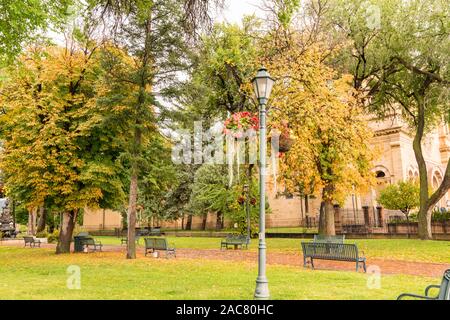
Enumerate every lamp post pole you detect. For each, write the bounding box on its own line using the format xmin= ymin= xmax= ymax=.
xmin=254 ymin=97 xmax=269 ymax=300
xmin=244 ymin=184 xmax=251 ymax=243
xmin=252 ymin=67 xmax=274 ymax=300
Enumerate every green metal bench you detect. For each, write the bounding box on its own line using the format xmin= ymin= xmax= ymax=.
xmin=23 ymin=236 xmax=41 ymax=248
xmin=81 ymin=237 xmax=103 ymax=252
xmin=144 ymin=238 xmax=176 ymax=258
xmin=313 ymin=235 xmax=345 ymax=243
xmin=220 ymin=234 xmax=249 ymax=250
xmin=397 ymin=269 xmax=450 ymax=300
xmin=301 ymin=242 xmax=366 ymax=272
xmin=121 ymin=234 xmax=141 ymax=245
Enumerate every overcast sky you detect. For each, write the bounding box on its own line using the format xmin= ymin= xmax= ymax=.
xmin=215 ymin=0 xmax=266 ymax=24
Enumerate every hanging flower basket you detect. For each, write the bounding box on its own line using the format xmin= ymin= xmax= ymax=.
xmin=223 ymin=111 xmax=259 ymax=137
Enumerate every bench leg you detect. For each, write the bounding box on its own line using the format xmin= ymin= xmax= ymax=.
xmin=356 ymin=262 xmax=359 ymax=272
xmin=310 ymin=258 xmax=315 ymax=270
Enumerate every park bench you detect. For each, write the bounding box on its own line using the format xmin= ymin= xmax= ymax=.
xmin=144 ymin=237 xmax=176 ymax=258
xmin=81 ymin=237 xmax=103 ymax=252
xmin=121 ymin=234 xmax=141 ymax=245
xmin=397 ymin=269 xmax=450 ymax=300
xmin=149 ymin=227 xmax=162 ymax=236
xmin=221 ymin=234 xmax=250 ymax=250
xmin=301 ymin=242 xmax=366 ymax=272
xmin=313 ymin=235 xmax=345 ymax=244
xmin=23 ymin=236 xmax=41 ymax=248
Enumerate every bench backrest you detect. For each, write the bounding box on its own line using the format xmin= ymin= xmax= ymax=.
xmin=76 ymin=232 xmax=89 ymax=237
xmin=302 ymin=242 xmax=359 ymax=261
xmin=438 ymin=270 xmax=450 ymax=300
xmin=23 ymin=236 xmax=35 ymax=243
xmin=145 ymin=237 xmax=168 ymax=250
xmin=313 ymin=235 xmax=345 ymax=244
xmin=81 ymin=237 xmax=95 ymax=245
xmin=225 ymin=234 xmax=249 ymax=242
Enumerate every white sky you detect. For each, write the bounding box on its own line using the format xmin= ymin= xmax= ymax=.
xmin=215 ymin=0 xmax=266 ymax=24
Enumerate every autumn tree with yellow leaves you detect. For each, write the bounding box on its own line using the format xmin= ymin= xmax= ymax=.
xmin=267 ymin=40 xmax=375 ymax=236
xmin=0 ymin=43 xmax=128 ymax=253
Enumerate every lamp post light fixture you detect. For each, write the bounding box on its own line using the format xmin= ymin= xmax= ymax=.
xmin=252 ymin=67 xmax=275 ymax=300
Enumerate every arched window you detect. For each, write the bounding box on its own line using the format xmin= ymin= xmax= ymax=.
xmin=376 ymin=171 xmax=386 ymax=178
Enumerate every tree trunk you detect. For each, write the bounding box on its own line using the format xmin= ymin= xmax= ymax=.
xmin=56 ymin=210 xmax=76 ymax=254
xmin=305 ymin=195 xmax=309 ymax=215
xmin=201 ymin=213 xmax=207 ymax=230
xmin=36 ymin=206 xmax=46 ymax=233
xmin=126 ymin=165 xmax=139 ymax=259
xmin=318 ymin=187 xmax=336 ymax=236
xmin=216 ymin=212 xmax=223 ymax=231
xmin=186 ymin=214 xmax=193 ymax=230
xmin=405 ymin=214 xmax=410 ymax=239
xmin=418 ymin=208 xmax=432 ymax=240
xmin=27 ymin=207 xmax=37 ymax=235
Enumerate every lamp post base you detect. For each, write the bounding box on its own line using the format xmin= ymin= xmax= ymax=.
xmin=254 ymin=277 xmax=270 ymax=300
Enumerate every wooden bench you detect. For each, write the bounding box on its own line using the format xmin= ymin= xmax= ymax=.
xmin=313 ymin=235 xmax=345 ymax=243
xmin=81 ymin=237 xmax=102 ymax=252
xmin=144 ymin=238 xmax=176 ymax=258
xmin=221 ymin=234 xmax=249 ymax=250
xmin=301 ymin=242 xmax=366 ymax=272
xmin=397 ymin=269 xmax=450 ymax=300
xmin=23 ymin=236 xmax=41 ymax=248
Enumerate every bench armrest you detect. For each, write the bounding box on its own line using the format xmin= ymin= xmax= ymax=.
xmin=397 ymin=293 xmax=436 ymax=300
xmin=169 ymin=242 xmax=176 ymax=249
xmin=424 ymin=285 xmax=441 ymax=298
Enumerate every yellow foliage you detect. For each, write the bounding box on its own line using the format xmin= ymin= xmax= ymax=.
xmin=264 ymin=39 xmax=375 ymax=203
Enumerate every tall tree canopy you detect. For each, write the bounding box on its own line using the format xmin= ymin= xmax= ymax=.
xmin=267 ymin=39 xmax=374 ymax=236
xmin=0 ymin=43 xmax=128 ymax=253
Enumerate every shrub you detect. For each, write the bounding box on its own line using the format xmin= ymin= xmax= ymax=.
xmin=432 ymin=209 xmax=450 ymax=222
xmin=35 ymin=231 xmax=48 ymax=238
xmin=47 ymin=229 xmax=59 ymax=243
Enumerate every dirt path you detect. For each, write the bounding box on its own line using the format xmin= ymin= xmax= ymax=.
xmin=2 ymin=241 xmax=448 ymax=278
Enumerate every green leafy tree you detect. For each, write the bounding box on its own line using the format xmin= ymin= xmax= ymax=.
xmin=0 ymin=0 xmax=72 ymax=63
xmin=163 ymin=165 xmax=199 ymax=230
xmin=378 ymin=181 xmax=420 ymax=217
xmin=137 ymin=137 xmax=177 ymax=227
xmin=189 ymin=164 xmax=233 ymax=230
xmin=0 ymin=43 xmax=128 ymax=253
xmin=378 ymin=180 xmax=420 ymax=236
xmin=189 ymin=164 xmax=263 ymax=233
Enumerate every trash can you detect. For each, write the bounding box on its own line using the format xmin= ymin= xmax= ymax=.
xmin=74 ymin=236 xmax=88 ymax=252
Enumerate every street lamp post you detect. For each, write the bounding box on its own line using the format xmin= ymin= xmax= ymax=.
xmin=252 ymin=67 xmax=275 ymax=300
xmin=243 ymin=184 xmax=250 ymax=242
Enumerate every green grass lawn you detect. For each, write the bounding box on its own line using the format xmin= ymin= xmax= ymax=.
xmin=0 ymin=246 xmax=440 ymax=300
xmin=96 ymin=236 xmax=450 ymax=264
